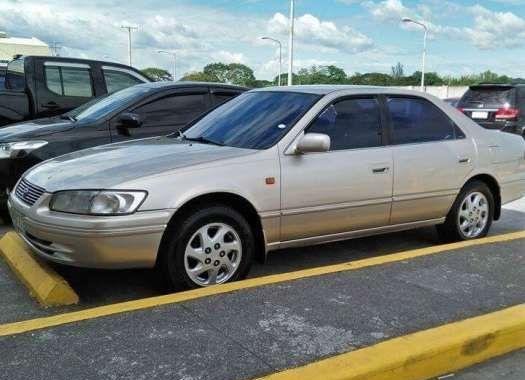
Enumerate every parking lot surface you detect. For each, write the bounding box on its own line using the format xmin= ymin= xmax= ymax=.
xmin=1 ymin=230 xmax=524 ymax=379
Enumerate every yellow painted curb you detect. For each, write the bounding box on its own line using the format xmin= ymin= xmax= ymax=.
xmin=0 ymin=232 xmax=79 ymax=307
xmin=0 ymin=229 xmax=524 ymax=337
xmin=256 ymin=304 xmax=525 ymax=380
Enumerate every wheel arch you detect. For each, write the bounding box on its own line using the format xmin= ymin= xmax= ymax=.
xmin=158 ymin=192 xmax=267 ymax=265
xmin=463 ymin=173 xmax=502 ymax=220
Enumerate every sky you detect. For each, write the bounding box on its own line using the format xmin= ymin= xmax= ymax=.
xmin=2 ymin=0 xmax=525 ymax=80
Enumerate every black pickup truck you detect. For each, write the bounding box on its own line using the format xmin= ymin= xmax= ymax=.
xmin=0 ymin=56 xmax=150 ymax=126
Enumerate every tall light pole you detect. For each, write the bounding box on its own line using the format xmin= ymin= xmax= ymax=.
xmin=121 ymin=25 xmax=138 ymax=67
xmin=158 ymin=50 xmax=176 ymax=81
xmin=402 ymin=17 xmax=428 ymax=92
xmin=288 ymin=0 xmax=295 ymax=86
xmin=261 ymin=37 xmax=282 ymax=86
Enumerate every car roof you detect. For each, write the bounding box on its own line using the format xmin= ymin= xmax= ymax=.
xmin=131 ymin=81 xmax=249 ymax=93
xmin=250 ymin=85 xmax=436 ymax=98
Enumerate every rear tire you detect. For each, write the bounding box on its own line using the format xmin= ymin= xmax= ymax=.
xmin=157 ymin=205 xmax=254 ymax=290
xmin=437 ymin=181 xmax=494 ymax=243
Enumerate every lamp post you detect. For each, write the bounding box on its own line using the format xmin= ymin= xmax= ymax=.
xmin=158 ymin=50 xmax=176 ymax=81
xmin=402 ymin=17 xmax=428 ymax=92
xmin=261 ymin=37 xmax=282 ymax=86
xmin=288 ymin=0 xmax=295 ymax=86
xmin=121 ymin=25 xmax=138 ymax=66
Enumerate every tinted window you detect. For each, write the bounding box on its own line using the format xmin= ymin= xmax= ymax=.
xmin=104 ymin=70 xmax=144 ymax=93
xmin=5 ymin=59 xmax=25 ymax=90
xmin=459 ymin=87 xmax=516 ymax=108
xmin=387 ymin=97 xmax=458 ymax=144
xmin=184 ymin=92 xmax=320 ymax=150
xmin=72 ymin=85 xmax=150 ymax=122
xmin=307 ymin=98 xmax=382 ymax=150
xmin=134 ymin=93 xmax=207 ymax=127
xmin=45 ymin=66 xmax=93 ymax=97
xmin=212 ymin=92 xmax=241 ymax=106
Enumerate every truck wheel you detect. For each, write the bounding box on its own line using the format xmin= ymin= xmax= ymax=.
xmin=158 ymin=205 xmax=254 ymax=290
xmin=437 ymin=181 xmax=494 ymax=243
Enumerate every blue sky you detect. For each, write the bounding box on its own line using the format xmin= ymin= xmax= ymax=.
xmin=2 ymin=0 xmax=525 ymax=79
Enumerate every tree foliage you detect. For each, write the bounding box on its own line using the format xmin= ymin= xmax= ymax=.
xmin=141 ymin=67 xmax=172 ymax=82
xmin=181 ymin=62 xmax=516 ymax=88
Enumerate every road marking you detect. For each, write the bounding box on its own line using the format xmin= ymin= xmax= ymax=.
xmin=0 ymin=232 xmax=79 ymax=306
xmin=255 ymin=304 xmax=525 ymax=380
xmin=0 ymin=230 xmax=524 ymax=337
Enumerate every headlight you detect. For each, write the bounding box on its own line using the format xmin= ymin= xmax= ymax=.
xmin=50 ymin=190 xmax=147 ymax=215
xmin=0 ymin=141 xmax=48 ymax=159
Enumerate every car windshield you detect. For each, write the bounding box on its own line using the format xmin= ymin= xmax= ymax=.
xmin=69 ymin=85 xmax=151 ymax=122
xmin=182 ymin=91 xmax=321 ymax=150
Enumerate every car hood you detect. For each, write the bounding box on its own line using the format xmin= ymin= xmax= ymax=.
xmin=0 ymin=117 xmax=75 ymax=141
xmin=25 ymin=137 xmax=257 ymax=192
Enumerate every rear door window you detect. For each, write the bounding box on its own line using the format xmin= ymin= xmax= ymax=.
xmin=45 ymin=65 xmax=93 ymax=97
xmin=211 ymin=91 xmax=242 ymax=106
xmin=459 ymin=87 xmax=516 ymax=108
xmin=387 ymin=97 xmax=461 ymax=144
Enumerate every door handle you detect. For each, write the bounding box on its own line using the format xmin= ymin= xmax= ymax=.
xmin=372 ymin=167 xmax=389 ymax=174
xmin=41 ymin=102 xmax=59 ymax=109
xmin=458 ymin=157 xmax=471 ymax=164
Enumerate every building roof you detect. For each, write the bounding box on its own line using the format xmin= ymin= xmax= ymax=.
xmin=0 ymin=36 xmax=48 ymax=47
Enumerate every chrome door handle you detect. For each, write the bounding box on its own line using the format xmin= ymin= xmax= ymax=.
xmin=372 ymin=167 xmax=389 ymax=174
xmin=458 ymin=157 xmax=471 ymax=164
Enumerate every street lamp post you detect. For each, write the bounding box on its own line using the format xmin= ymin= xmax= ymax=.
xmin=121 ymin=25 xmax=138 ymax=67
xmin=261 ymin=37 xmax=282 ymax=86
xmin=288 ymin=0 xmax=295 ymax=86
xmin=158 ymin=50 xmax=176 ymax=81
xmin=402 ymin=17 xmax=428 ymax=92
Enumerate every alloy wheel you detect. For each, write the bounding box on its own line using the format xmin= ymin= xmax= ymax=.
xmin=457 ymin=191 xmax=489 ymax=238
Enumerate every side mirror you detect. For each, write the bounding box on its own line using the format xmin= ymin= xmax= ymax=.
xmin=118 ymin=112 xmax=143 ymax=129
xmin=295 ymin=133 xmax=331 ymax=154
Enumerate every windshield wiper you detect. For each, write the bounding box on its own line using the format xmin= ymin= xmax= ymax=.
xmin=180 ymin=133 xmax=223 ymax=147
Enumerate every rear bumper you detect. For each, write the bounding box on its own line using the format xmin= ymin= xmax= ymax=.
xmin=8 ymin=192 xmax=175 ymax=269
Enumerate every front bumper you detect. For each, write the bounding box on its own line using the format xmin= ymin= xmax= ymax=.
xmin=8 ymin=192 xmax=175 ymax=269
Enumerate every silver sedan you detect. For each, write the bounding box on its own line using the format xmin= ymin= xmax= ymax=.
xmin=8 ymin=86 xmax=525 ymax=289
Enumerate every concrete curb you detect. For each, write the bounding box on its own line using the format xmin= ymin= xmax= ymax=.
xmin=256 ymin=304 xmax=525 ymax=380
xmin=0 ymin=232 xmax=78 ymax=307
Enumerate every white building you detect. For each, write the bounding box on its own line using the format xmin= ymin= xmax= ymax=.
xmin=0 ymin=32 xmax=50 ymax=63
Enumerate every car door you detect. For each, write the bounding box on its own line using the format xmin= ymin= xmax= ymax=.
xmin=386 ymin=96 xmax=476 ymax=225
xmin=280 ymin=96 xmax=393 ymax=242
xmin=36 ymin=61 xmax=96 ymax=117
xmin=109 ymin=87 xmax=210 ymax=142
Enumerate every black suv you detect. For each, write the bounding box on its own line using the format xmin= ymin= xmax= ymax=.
xmin=458 ymin=84 xmax=525 ymax=137
xmin=0 ymin=81 xmax=247 ymax=215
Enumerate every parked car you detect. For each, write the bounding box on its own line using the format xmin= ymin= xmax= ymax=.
xmin=0 ymin=82 xmax=247 ymax=215
xmin=0 ymin=55 xmax=150 ymax=127
xmin=8 ymin=86 xmax=525 ymax=289
xmin=457 ymin=84 xmax=525 ymax=137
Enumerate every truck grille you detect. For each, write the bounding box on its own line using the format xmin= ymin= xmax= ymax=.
xmin=15 ymin=179 xmax=46 ymax=206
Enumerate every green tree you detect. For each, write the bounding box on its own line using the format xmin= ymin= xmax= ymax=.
xmin=391 ymin=62 xmax=405 ymax=80
xmin=181 ymin=71 xmax=219 ymax=82
xmin=140 ymin=67 xmax=172 ymax=82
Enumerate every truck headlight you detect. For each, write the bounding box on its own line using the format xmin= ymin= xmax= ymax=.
xmin=50 ymin=190 xmax=147 ymax=215
xmin=0 ymin=141 xmax=48 ymax=159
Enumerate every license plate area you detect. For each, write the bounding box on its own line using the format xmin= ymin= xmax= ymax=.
xmin=471 ymin=111 xmax=489 ymax=120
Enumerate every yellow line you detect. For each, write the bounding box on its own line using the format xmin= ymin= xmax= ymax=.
xmin=254 ymin=304 xmax=525 ymax=380
xmin=0 ymin=232 xmax=79 ymax=307
xmin=0 ymin=230 xmax=524 ymax=337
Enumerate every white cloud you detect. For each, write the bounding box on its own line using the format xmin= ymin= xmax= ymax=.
xmin=267 ymin=12 xmax=373 ymax=53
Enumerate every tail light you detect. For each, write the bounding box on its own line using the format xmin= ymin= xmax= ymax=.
xmin=457 ymin=107 xmax=464 ymax=113
xmin=495 ymin=107 xmax=519 ymax=120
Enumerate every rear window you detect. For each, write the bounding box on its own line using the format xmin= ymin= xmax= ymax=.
xmin=5 ymin=59 xmax=25 ymax=91
xmin=459 ymin=87 xmax=516 ymax=108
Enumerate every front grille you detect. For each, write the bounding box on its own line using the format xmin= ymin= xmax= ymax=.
xmin=15 ymin=178 xmax=46 ymax=206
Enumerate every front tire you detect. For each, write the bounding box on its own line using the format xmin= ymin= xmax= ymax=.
xmin=437 ymin=181 xmax=494 ymax=242
xmin=158 ymin=205 xmax=254 ymax=290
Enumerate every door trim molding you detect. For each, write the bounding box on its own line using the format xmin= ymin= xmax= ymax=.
xmin=281 ymin=197 xmax=392 ymax=216
xmin=267 ymin=218 xmax=445 ymax=251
